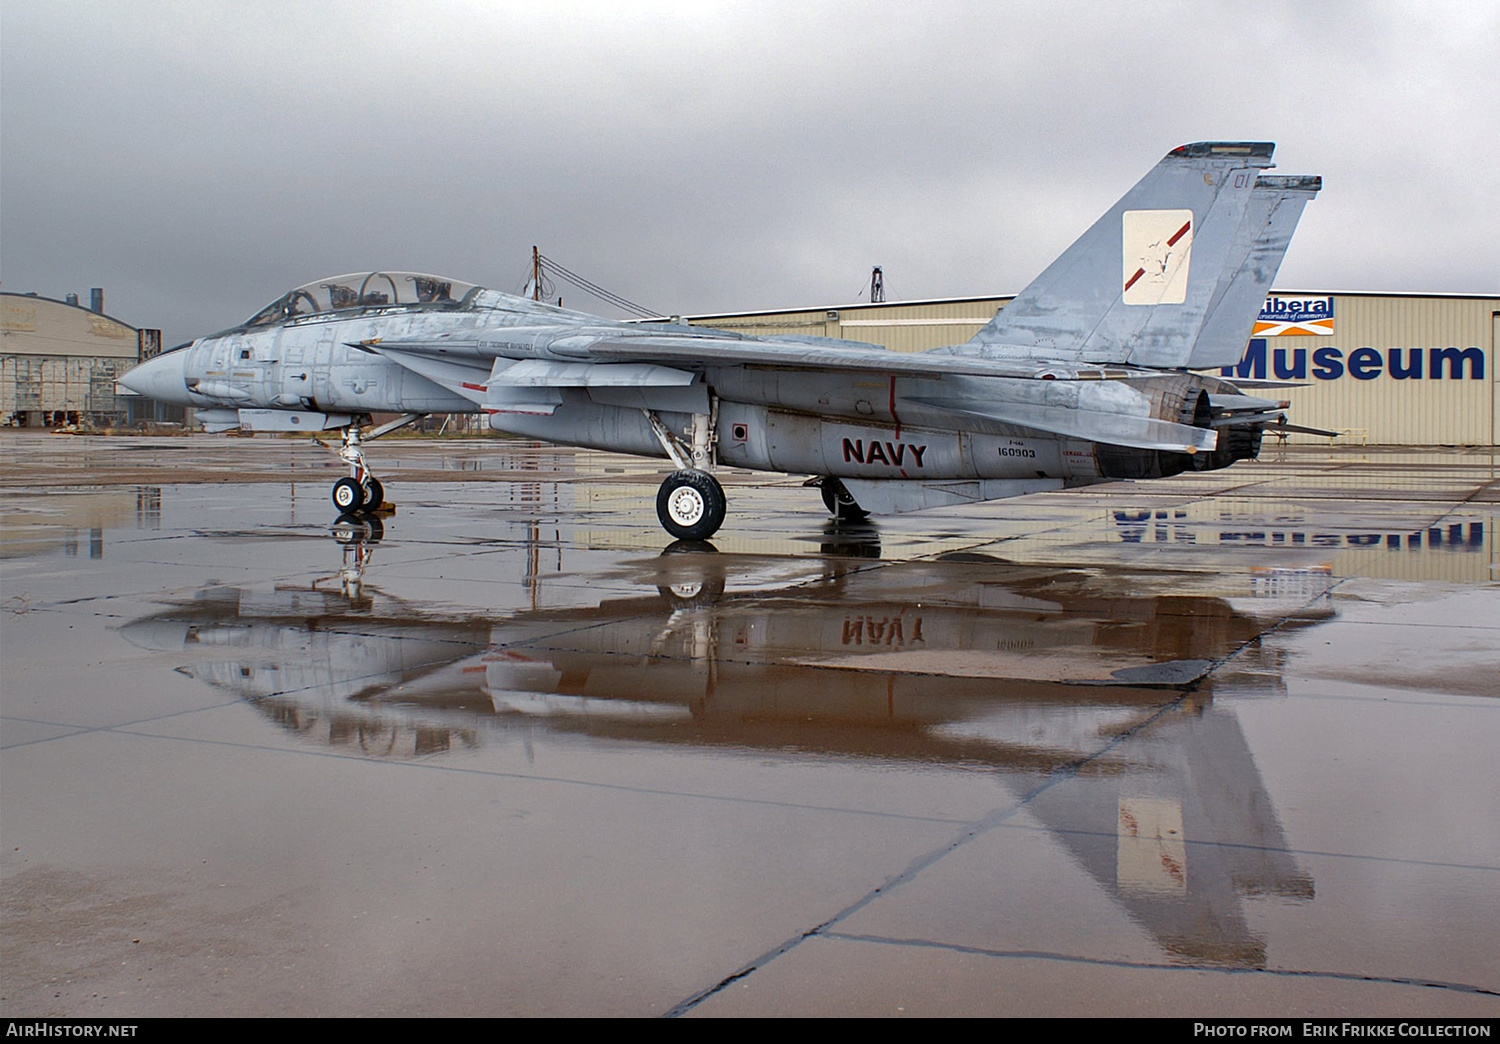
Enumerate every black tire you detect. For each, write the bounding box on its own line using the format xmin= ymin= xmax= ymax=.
xmin=332 ymin=477 xmax=365 ymax=513
xmin=819 ymin=478 xmax=870 ymax=522
xmin=362 ymin=477 xmax=384 ymax=512
xmin=655 ymin=470 xmax=726 ymax=541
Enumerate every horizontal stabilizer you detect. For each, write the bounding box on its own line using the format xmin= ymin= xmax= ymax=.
xmin=1214 ymin=376 xmax=1310 ymax=389
xmin=1207 ymin=392 xmax=1287 ymax=412
xmin=1269 ymin=420 xmax=1341 ymax=438
xmin=1206 ymin=391 xmax=1290 ymax=428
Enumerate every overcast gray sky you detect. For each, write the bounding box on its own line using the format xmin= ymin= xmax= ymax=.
xmin=3 ymin=0 xmax=1496 ymax=346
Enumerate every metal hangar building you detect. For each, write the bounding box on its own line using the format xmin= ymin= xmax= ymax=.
xmin=1 ymin=289 xmax=163 ymax=428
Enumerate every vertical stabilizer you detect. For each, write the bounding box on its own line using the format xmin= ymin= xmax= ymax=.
xmin=1189 ymin=174 xmax=1322 ymax=369
xmin=966 ymin=142 xmax=1281 ymax=367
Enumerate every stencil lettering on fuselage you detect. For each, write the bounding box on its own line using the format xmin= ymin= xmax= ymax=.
xmin=842 ymin=438 xmax=927 ymax=469
xmin=1122 ymin=209 xmax=1192 ymax=305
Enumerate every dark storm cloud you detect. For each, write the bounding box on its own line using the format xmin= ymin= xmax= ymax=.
xmin=2 ymin=0 xmax=1496 ymax=346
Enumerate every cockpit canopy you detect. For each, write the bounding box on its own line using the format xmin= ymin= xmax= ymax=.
xmin=243 ymin=272 xmax=484 ymax=327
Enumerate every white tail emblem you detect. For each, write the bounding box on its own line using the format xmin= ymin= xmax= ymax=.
xmin=1122 ymin=209 xmax=1192 ymax=305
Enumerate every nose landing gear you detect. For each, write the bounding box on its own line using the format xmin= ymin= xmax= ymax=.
xmin=331 ymin=427 xmax=384 ymax=513
xmin=325 ymin=414 xmax=421 ymax=514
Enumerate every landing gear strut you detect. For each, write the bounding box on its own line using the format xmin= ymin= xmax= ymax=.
xmin=645 ymin=401 xmax=726 ymax=540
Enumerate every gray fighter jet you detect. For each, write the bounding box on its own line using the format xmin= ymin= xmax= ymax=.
xmin=120 ymin=142 xmax=1321 ymax=539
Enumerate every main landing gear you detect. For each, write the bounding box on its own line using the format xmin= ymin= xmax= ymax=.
xmin=645 ymin=405 xmax=726 ymax=540
xmin=326 ymin=414 xmax=423 ymax=514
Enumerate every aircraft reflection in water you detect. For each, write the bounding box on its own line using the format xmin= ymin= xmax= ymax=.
xmin=119 ymin=532 xmax=1334 ymax=967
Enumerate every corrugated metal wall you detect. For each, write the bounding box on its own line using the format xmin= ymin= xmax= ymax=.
xmin=689 ymin=293 xmax=1499 ymax=446
xmin=2 ymin=294 xmax=141 ymax=423
xmin=0 ymin=355 xmax=127 ymax=417
xmin=1227 ymin=294 xmax=1496 ymax=446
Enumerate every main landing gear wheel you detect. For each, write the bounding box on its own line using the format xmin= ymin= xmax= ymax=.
xmin=332 ymin=477 xmax=365 ymax=513
xmin=819 ymin=478 xmax=870 ymax=522
xmin=361 ymin=477 xmax=384 ymax=512
xmin=656 ymin=470 xmax=726 ymax=541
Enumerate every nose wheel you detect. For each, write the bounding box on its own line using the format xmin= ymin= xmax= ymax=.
xmin=332 ymin=477 xmax=364 ymax=512
xmin=331 ymin=475 xmax=384 ymax=513
xmin=328 ymin=424 xmax=394 ymax=515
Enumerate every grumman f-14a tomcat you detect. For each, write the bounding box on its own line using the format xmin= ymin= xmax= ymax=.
xmin=120 ymin=142 xmax=1323 ymax=540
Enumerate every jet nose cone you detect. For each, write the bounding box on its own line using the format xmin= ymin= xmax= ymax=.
xmin=120 ymin=349 xmax=190 ymax=403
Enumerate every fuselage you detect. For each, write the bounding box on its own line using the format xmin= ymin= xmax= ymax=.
xmin=125 ymin=276 xmax=1241 ymax=490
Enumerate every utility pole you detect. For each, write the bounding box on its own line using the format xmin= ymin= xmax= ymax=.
xmin=869 ymin=266 xmax=885 ymax=303
xmin=532 ymin=246 xmax=543 ymax=302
